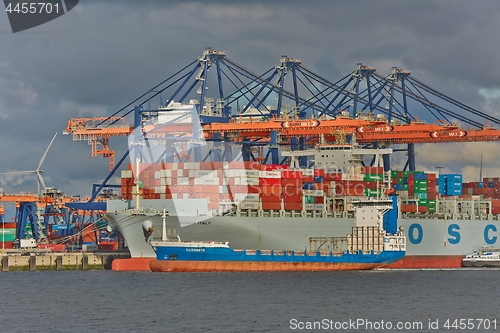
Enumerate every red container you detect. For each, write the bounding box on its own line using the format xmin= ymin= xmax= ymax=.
xmin=418 ymin=206 xmax=428 ymax=213
xmin=281 ymin=170 xmax=302 ymax=179
xmin=282 ymin=186 xmax=302 ymax=196
xmin=0 ymin=242 xmax=13 ymax=249
xmin=284 ymin=202 xmax=303 ymax=211
xmin=401 ymin=204 xmax=417 ymax=213
xmin=313 ymin=169 xmax=325 ymax=177
xmin=283 ymin=195 xmax=302 ymax=203
xmin=260 ymin=193 xmax=282 ymax=202
xmin=427 ymin=173 xmax=437 ymax=181
xmin=364 ymin=182 xmax=378 ymax=189
xmin=260 ymin=185 xmax=282 ymax=195
xmin=261 ymin=164 xmax=288 ymax=171
xmin=344 ymin=187 xmax=364 ymax=196
xmin=302 ymin=176 xmax=314 ymax=182
xmin=281 ymin=178 xmax=302 ymax=187
xmin=427 ymin=192 xmax=437 ymax=200
xmin=361 ymin=166 xmax=383 ymax=174
xmin=259 ymin=178 xmax=281 ymax=186
xmin=1 ymin=222 xmax=16 ymax=228
xmin=324 ymin=173 xmax=342 ymax=181
xmin=314 ymin=197 xmax=324 ymax=204
xmin=408 ymin=173 xmax=414 ymax=180
xmin=262 ymin=201 xmax=281 ymax=210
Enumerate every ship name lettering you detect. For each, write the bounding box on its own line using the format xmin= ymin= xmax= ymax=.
xmin=447 ymin=224 xmax=460 ymax=245
xmin=484 ymin=224 xmax=497 ymax=245
xmin=186 ymin=248 xmax=205 ymax=252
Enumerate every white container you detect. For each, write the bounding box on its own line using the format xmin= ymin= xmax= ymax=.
xmin=239 ymin=202 xmax=260 ymax=210
xmin=154 ymin=171 xmax=161 ymax=179
xmin=160 ymin=178 xmax=167 ymax=186
xmin=302 ymin=169 xmax=314 ymax=176
xmin=82 ymin=244 xmax=98 ymax=252
xmin=177 ymin=169 xmax=183 ymax=177
xmin=260 ymin=171 xmax=281 ymax=178
xmin=121 ymin=170 xmax=127 ymax=178
xmin=194 ymin=170 xmax=215 ymax=178
xmin=240 ymin=178 xmax=259 ymax=186
xmin=165 ymin=170 xmax=172 ymax=178
xmin=314 ymin=190 xmax=324 ymax=196
xmin=160 ymin=169 xmax=167 ymax=178
xmin=178 ymin=177 xmax=190 ymax=185
xmin=20 ymin=239 xmax=36 ymax=248
xmin=304 ymin=204 xmax=314 ymax=210
xmin=237 ymin=193 xmax=260 ymax=202
xmin=242 ymin=170 xmax=260 ymax=178
xmin=194 ymin=178 xmax=219 ymax=185
xmin=314 ymin=204 xmax=325 ymax=210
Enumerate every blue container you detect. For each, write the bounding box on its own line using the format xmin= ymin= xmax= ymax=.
xmin=439 ymin=188 xmax=447 ymax=196
xmin=438 ymin=175 xmax=448 ymax=182
xmin=446 ymin=188 xmax=462 ymax=196
xmin=302 ymin=183 xmax=315 ymax=190
xmin=488 ymin=182 xmax=494 ymax=188
xmin=313 ymin=176 xmax=324 ymax=183
xmin=403 ymin=178 xmax=408 ymax=184
xmin=392 ymin=184 xmax=404 ymax=191
xmin=448 ymin=174 xmax=462 ymax=181
xmin=414 ymin=173 xmax=427 ymax=180
xmin=478 ymin=182 xmax=485 ymax=189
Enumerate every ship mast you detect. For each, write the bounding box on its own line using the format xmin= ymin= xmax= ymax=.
xmin=134 ymin=157 xmax=141 ymax=211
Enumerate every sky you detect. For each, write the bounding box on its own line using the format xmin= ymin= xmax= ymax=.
xmin=1 ymin=0 xmax=500 ymax=200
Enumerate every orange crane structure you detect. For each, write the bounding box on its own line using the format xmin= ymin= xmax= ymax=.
xmin=62 ymin=48 xmax=500 ymax=194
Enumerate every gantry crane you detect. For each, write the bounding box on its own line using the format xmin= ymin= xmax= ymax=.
xmin=63 ymin=48 xmax=500 ymax=193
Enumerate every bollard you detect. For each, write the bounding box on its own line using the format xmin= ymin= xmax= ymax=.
xmin=1 ymin=256 xmax=8 ymax=272
xmin=56 ymin=256 xmax=62 ymax=271
xmin=29 ymin=256 xmax=36 ymax=271
xmin=82 ymin=255 xmax=88 ymax=270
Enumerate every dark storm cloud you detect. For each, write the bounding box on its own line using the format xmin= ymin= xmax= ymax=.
xmin=1 ymin=0 xmax=500 ymax=196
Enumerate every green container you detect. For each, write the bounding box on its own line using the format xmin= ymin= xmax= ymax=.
xmin=403 ymin=171 xmax=410 ymax=177
xmin=304 ymin=196 xmax=314 ymax=204
xmin=391 ymin=170 xmax=399 ymax=178
xmin=0 ymin=228 xmax=16 ymax=242
xmin=418 ymin=199 xmax=428 ymax=206
xmin=364 ymin=189 xmax=382 ymax=197
xmin=364 ymin=174 xmax=383 ymax=182
xmin=428 ymin=206 xmax=437 ymax=213
xmin=415 ymin=180 xmax=428 ymax=186
xmin=414 ymin=187 xmax=428 ymax=193
xmin=403 ymin=184 xmax=408 ymax=190
xmin=428 ymin=199 xmax=437 ymax=205
xmin=398 ymin=178 xmax=404 ymax=184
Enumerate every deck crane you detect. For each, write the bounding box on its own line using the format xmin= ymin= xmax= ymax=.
xmin=64 ymin=48 xmax=500 ymax=189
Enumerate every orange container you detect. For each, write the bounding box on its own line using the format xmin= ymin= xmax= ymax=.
xmin=262 ymin=201 xmax=281 ymax=210
xmin=283 ymin=195 xmax=302 ymax=203
xmin=261 ymin=194 xmax=281 ymax=202
xmin=284 ymin=202 xmax=303 ymax=211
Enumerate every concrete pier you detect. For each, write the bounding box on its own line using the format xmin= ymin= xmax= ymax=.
xmin=0 ymin=251 xmax=130 ymax=272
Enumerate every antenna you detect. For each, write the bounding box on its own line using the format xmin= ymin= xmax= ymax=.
xmin=435 ymin=166 xmax=444 ymax=174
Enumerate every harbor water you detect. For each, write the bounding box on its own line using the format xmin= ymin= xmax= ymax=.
xmin=0 ymin=269 xmax=498 ymax=332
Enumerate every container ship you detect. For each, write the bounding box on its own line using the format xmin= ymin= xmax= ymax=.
xmin=149 ymin=197 xmax=406 ymax=272
xmin=105 ymin=141 xmax=500 ymax=271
